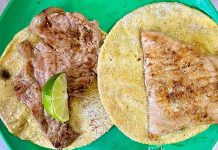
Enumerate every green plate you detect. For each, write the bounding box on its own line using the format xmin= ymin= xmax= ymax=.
xmin=0 ymin=0 xmax=218 ymax=150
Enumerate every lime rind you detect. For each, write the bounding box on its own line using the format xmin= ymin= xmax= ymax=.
xmin=42 ymin=73 xmax=69 ymax=122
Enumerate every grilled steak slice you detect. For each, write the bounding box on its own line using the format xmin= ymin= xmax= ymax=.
xmin=13 ymin=8 xmax=103 ymax=148
xmin=141 ymin=31 xmax=218 ymax=137
xmin=14 ymin=41 xmax=78 ymax=148
xmin=30 ymin=7 xmax=102 ymax=97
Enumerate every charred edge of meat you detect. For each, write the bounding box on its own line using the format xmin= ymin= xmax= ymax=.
xmin=54 ymin=130 xmax=79 ymax=149
xmin=0 ymin=68 xmax=11 ymax=80
xmin=42 ymin=7 xmax=64 ymax=16
xmin=42 ymin=7 xmax=64 ymax=29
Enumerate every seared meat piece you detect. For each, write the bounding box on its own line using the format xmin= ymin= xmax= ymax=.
xmin=14 ymin=41 xmax=44 ymax=123
xmin=29 ymin=7 xmax=102 ymax=97
xmin=141 ymin=31 xmax=218 ymax=137
xmin=14 ymin=8 xmax=103 ymax=148
xmin=14 ymin=41 xmax=78 ymax=148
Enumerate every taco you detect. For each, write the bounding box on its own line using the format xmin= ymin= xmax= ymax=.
xmin=0 ymin=7 xmax=112 ymax=149
xmin=98 ymin=2 xmax=218 ymax=144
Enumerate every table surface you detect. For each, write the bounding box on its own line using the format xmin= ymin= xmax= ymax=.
xmin=0 ymin=0 xmax=218 ymax=150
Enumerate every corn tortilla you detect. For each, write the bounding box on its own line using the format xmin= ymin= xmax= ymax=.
xmin=0 ymin=27 xmax=112 ymax=149
xmin=98 ymin=2 xmax=218 ymax=144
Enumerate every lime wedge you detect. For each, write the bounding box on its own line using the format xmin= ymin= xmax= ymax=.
xmin=42 ymin=73 xmax=69 ymax=122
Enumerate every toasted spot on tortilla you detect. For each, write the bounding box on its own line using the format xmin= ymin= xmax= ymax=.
xmin=0 ymin=68 xmax=11 ymax=80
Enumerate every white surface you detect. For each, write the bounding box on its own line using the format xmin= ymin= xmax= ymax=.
xmin=0 ymin=0 xmax=9 ymax=15
xmin=0 ymin=0 xmax=217 ymax=150
xmin=213 ymin=142 xmax=218 ymax=150
xmin=212 ymin=0 xmax=218 ymax=10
